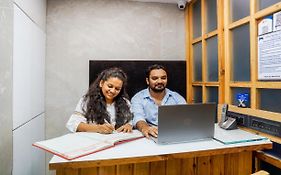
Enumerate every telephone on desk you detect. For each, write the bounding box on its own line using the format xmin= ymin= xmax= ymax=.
xmin=218 ymin=104 xmax=237 ymax=130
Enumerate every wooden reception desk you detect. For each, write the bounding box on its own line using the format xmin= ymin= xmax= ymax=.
xmin=49 ymin=127 xmax=272 ymax=175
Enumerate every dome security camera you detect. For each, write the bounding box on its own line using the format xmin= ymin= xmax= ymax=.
xmin=177 ymin=0 xmax=187 ymax=10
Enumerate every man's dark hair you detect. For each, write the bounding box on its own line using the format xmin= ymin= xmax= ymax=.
xmin=145 ymin=64 xmax=168 ymax=78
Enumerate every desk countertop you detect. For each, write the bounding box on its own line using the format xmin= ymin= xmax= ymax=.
xmin=50 ymin=134 xmax=271 ymax=168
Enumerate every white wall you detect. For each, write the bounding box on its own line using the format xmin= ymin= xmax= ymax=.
xmin=12 ymin=0 xmax=46 ymax=175
xmin=14 ymin=0 xmax=46 ymax=31
xmin=13 ymin=114 xmax=45 ymax=175
xmin=13 ymin=4 xmax=45 ymax=130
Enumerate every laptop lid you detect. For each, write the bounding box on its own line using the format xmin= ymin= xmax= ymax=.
xmin=157 ymin=103 xmax=216 ymax=145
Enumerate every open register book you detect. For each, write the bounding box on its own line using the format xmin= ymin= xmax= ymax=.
xmin=33 ymin=130 xmax=144 ymax=160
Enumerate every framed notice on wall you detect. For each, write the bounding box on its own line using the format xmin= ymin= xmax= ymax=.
xmin=258 ymin=30 xmax=281 ymax=80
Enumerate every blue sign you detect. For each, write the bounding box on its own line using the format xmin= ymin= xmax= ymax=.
xmin=236 ymin=93 xmax=249 ymax=108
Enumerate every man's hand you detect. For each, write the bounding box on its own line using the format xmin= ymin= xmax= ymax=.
xmin=136 ymin=121 xmax=158 ymax=138
xmin=142 ymin=126 xmax=158 ymax=138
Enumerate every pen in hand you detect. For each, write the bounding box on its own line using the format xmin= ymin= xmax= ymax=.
xmin=103 ymin=119 xmax=115 ymax=134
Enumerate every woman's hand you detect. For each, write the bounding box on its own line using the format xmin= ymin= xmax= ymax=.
xmin=96 ymin=123 xmax=115 ymax=134
xmin=77 ymin=123 xmax=114 ymax=134
xmin=116 ymin=123 xmax=133 ymax=133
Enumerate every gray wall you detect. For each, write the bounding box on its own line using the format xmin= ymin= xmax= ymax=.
xmin=46 ymin=0 xmax=185 ymax=136
xmin=46 ymin=1 xmax=185 ymax=171
xmin=0 ymin=0 xmax=13 ymax=174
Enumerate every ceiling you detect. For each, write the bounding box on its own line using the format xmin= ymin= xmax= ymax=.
xmin=129 ymin=0 xmax=178 ymax=3
xmin=128 ymin=0 xmax=191 ymax=4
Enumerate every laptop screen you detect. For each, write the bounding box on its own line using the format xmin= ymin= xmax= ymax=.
xmin=157 ymin=103 xmax=217 ymax=145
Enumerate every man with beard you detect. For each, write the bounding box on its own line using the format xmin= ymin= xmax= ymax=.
xmin=131 ymin=64 xmax=186 ymax=138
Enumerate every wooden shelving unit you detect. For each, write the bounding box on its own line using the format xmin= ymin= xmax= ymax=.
xmin=186 ymin=0 xmax=281 ymax=173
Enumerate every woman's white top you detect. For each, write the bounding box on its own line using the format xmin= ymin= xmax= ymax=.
xmin=66 ymin=98 xmax=132 ymax=132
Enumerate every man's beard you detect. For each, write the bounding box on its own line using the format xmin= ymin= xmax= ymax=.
xmin=150 ymin=84 xmax=166 ymax=93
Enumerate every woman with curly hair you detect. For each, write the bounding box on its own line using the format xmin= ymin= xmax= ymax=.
xmin=66 ymin=67 xmax=133 ymax=134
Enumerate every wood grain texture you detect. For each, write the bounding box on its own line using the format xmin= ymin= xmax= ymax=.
xmin=211 ymin=154 xmax=225 ymax=175
xmin=80 ymin=167 xmax=98 ymax=175
xmin=166 ymin=159 xmax=182 ymax=175
xmin=182 ymin=158 xmax=196 ymax=175
xmin=237 ymin=151 xmax=252 ymax=175
xmin=224 ymin=153 xmax=239 ymax=175
xmin=55 ymin=169 xmax=64 ymax=175
xmin=63 ymin=168 xmax=79 ymax=175
xmin=99 ymin=165 xmax=116 ymax=175
xmin=134 ymin=162 xmax=149 ymax=175
xmin=117 ymin=164 xmax=133 ymax=175
xmin=197 ymin=156 xmax=211 ymax=175
xmin=51 ymin=151 xmax=270 ymax=175
xmin=150 ymin=161 xmax=166 ymax=175
xmin=49 ymin=142 xmax=271 ymax=171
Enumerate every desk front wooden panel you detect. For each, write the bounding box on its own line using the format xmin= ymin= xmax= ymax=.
xmin=49 ymin=138 xmax=271 ymax=175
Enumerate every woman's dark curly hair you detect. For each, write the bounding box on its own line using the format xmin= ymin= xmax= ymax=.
xmin=82 ymin=67 xmax=132 ymax=129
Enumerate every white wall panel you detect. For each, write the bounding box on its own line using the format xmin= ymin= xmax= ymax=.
xmin=13 ymin=113 xmax=45 ymax=175
xmin=13 ymin=0 xmax=46 ymax=31
xmin=13 ymin=4 xmax=46 ymax=129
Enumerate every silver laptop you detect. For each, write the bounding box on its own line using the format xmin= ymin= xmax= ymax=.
xmin=152 ymin=103 xmax=216 ymax=144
